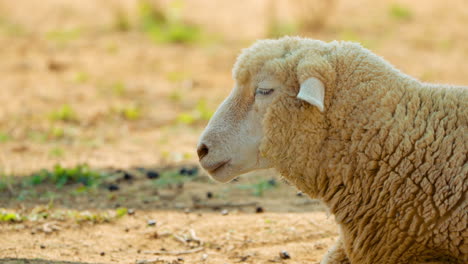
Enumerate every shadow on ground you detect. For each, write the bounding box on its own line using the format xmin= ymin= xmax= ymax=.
xmin=0 ymin=165 xmax=324 ymax=214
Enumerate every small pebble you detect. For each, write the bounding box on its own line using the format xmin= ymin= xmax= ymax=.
xmin=177 ymin=257 xmax=184 ymax=261
xmin=108 ymin=184 xmax=120 ymax=192
xmin=122 ymin=172 xmax=133 ymax=181
xmin=146 ymin=171 xmax=160 ymax=179
xmin=147 ymin=219 xmax=157 ymax=226
xmin=206 ymin=192 xmax=213 ymax=199
xmin=279 ymin=250 xmax=291 ymax=259
xmin=255 ymin=206 xmax=264 ymax=213
xmin=128 ymin=209 xmax=135 ymax=215
xmin=201 ymin=253 xmax=208 ymax=260
xmin=40 ymin=245 xmax=46 ymax=249
xmin=179 ymin=167 xmax=188 ymax=175
xmin=296 ymin=192 xmax=303 ymax=197
xmin=186 ymin=167 xmax=198 ymax=176
xmin=268 ymin=178 xmax=277 ymax=186
xmin=221 ymin=209 xmax=229 ymax=215
xmin=100 ymin=252 xmax=105 ymax=256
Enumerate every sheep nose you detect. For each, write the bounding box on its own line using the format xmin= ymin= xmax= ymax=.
xmin=197 ymin=143 xmax=209 ymax=160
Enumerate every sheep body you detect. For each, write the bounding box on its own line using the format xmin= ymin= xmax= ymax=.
xmin=234 ymin=38 xmax=468 ymax=263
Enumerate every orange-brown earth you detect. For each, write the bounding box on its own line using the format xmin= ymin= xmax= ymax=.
xmin=0 ymin=0 xmax=467 ymax=263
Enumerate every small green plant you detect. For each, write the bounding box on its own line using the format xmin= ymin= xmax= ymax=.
xmin=238 ymin=179 xmax=277 ymax=197
xmin=68 ymin=211 xmax=113 ymax=223
xmin=176 ymin=113 xmax=196 ymax=125
xmin=74 ymin=71 xmax=89 ymax=83
xmin=0 ymin=175 xmax=12 ymax=192
xmin=28 ymin=131 xmax=48 ymax=143
xmin=169 ymin=90 xmax=182 ymax=102
xmin=0 ymin=207 xmax=126 ymax=224
xmin=46 ymin=28 xmax=82 ymax=44
xmin=49 ymin=126 xmax=65 ymax=139
xmin=111 ymin=81 xmax=126 ymax=96
xmin=152 ymin=170 xmax=187 ymax=187
xmin=339 ymin=29 xmax=361 ymax=42
xmin=0 ymin=17 xmax=27 ymax=36
xmin=106 ymin=42 xmax=119 ymax=54
xmin=196 ymin=100 xmax=213 ymax=121
xmin=176 ymin=99 xmax=213 ymax=125
xmin=120 ymin=105 xmax=142 ymax=121
xmin=338 ymin=29 xmax=375 ymax=49
xmin=438 ymin=39 xmax=453 ymax=51
xmin=389 ymin=4 xmax=412 ymax=21
xmin=0 ymin=132 xmax=10 ymax=143
xmin=138 ymin=0 xmax=201 ymax=44
xmin=17 ymin=189 xmax=33 ymax=201
xmin=28 ymin=164 xmax=106 ymax=188
xmin=115 ymin=207 xmax=128 ymax=217
xmin=166 ymin=71 xmax=191 ymax=82
xmin=267 ymin=21 xmax=297 ymax=38
xmin=49 ymin=147 xmax=65 ymax=157
xmin=0 ymin=211 xmax=22 ymax=222
xmin=28 ymin=173 xmax=45 ymax=186
xmin=49 ymin=104 xmax=78 ymax=122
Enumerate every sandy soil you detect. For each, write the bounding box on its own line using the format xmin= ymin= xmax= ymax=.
xmin=0 ymin=0 xmax=467 ymax=263
xmin=1 ymin=211 xmax=338 ymax=264
xmin=0 ymin=165 xmax=334 ymax=264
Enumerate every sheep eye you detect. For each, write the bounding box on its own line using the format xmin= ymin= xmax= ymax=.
xmin=255 ymin=88 xmax=274 ymax=96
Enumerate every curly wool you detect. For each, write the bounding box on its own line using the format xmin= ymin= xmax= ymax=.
xmin=236 ymin=37 xmax=467 ymax=263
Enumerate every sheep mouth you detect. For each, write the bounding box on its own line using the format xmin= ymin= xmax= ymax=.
xmin=206 ymin=159 xmax=231 ymax=174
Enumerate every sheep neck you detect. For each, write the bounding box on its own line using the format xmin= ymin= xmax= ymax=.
xmin=321 ymin=45 xmax=412 ymax=223
xmin=263 ymin=43 xmax=409 ymax=224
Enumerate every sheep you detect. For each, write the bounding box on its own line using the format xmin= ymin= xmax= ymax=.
xmin=197 ymin=37 xmax=467 ymax=264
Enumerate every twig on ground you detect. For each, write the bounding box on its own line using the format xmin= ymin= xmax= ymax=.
xmin=42 ymin=222 xmax=61 ymax=233
xmin=143 ymin=247 xmax=204 ymax=255
xmin=173 ymin=234 xmax=188 ymax=245
xmin=189 ymin=229 xmax=203 ymax=246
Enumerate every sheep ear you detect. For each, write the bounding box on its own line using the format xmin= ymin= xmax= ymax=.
xmin=297 ymin=77 xmax=325 ymax=112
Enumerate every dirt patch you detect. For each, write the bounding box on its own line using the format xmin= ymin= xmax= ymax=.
xmin=1 ymin=211 xmax=337 ymax=264
xmin=0 ymin=0 xmax=467 ymax=263
xmin=1 ymin=165 xmax=333 ymax=264
xmin=1 ymin=165 xmax=334 ymax=264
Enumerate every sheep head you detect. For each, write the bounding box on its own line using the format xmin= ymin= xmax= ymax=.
xmin=198 ymin=37 xmax=335 ymax=183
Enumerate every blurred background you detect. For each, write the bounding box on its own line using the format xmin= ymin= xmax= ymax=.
xmin=0 ymin=1 xmax=467 ymax=263
xmin=1 ymin=0 xmax=467 ymax=174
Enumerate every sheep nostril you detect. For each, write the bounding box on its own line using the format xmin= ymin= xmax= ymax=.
xmin=197 ymin=144 xmax=209 ymax=160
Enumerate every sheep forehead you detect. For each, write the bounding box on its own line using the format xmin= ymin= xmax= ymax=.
xmin=232 ymin=37 xmax=330 ymax=96
xmin=233 ymin=38 xmax=301 ymax=81
xmin=234 ymin=54 xmax=291 ymax=90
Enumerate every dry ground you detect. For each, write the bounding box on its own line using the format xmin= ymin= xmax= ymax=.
xmin=0 ymin=0 xmax=467 ymax=263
